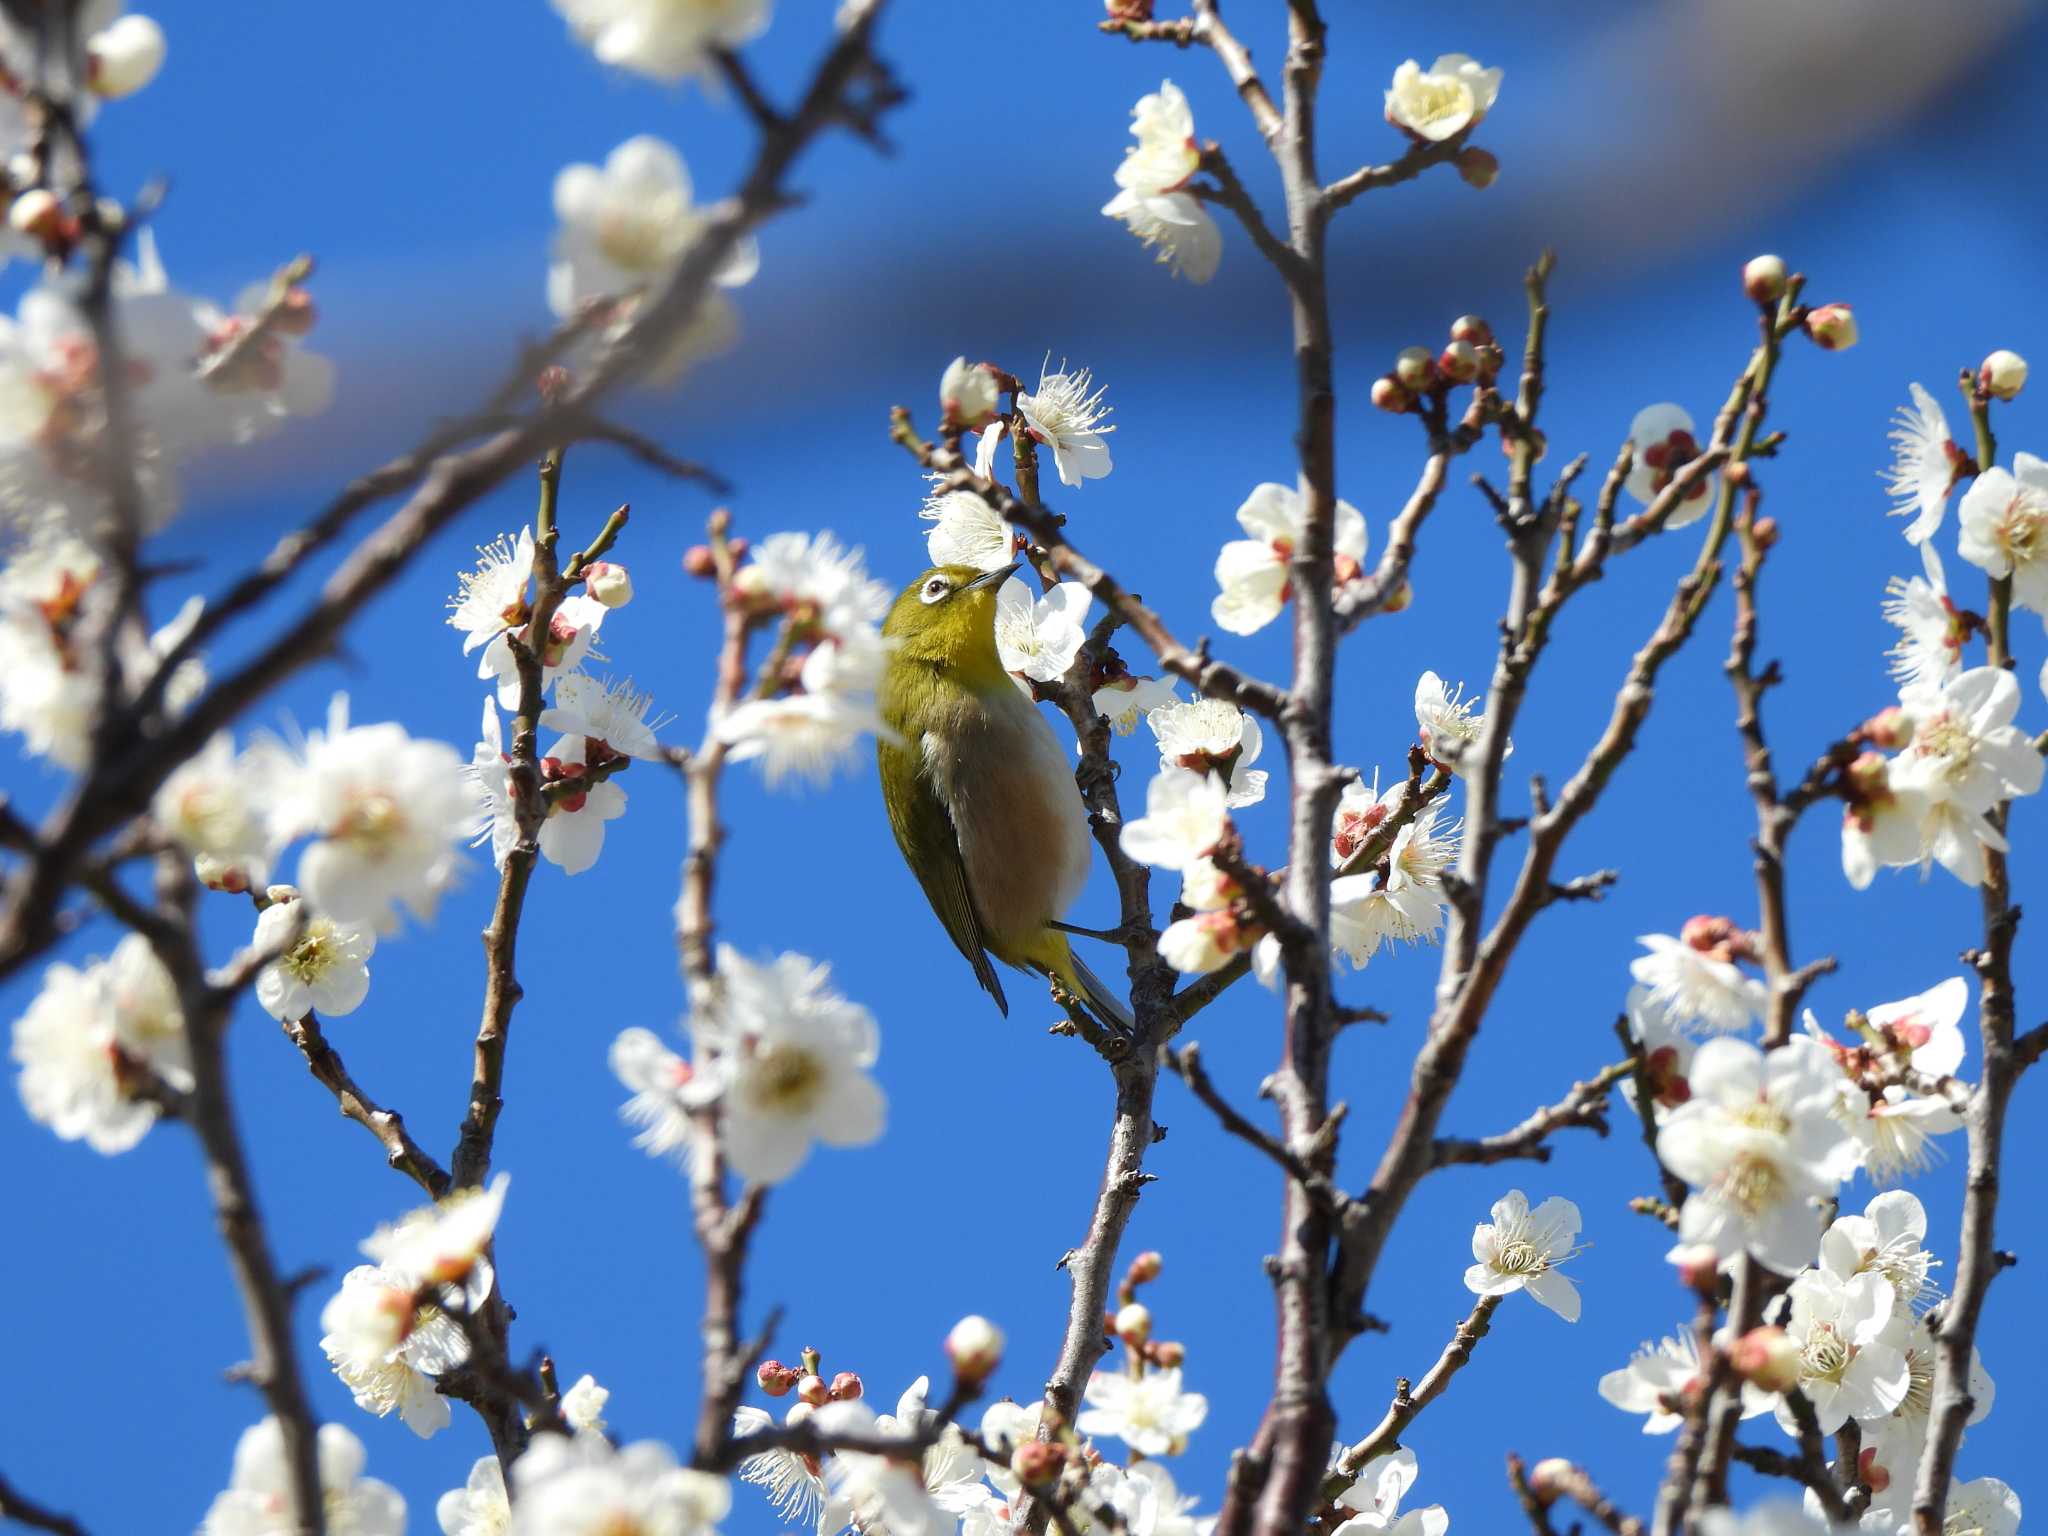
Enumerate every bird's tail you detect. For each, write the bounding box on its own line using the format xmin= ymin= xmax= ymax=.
xmin=1036 ymin=932 xmax=1136 ymax=1034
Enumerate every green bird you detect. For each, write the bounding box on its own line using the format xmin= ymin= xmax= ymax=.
xmin=877 ymin=563 xmax=1133 ymax=1028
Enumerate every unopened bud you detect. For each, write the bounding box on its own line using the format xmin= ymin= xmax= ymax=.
xmin=194 ymin=855 xmax=250 ymax=894
xmin=1010 ymin=1440 xmax=1063 ymax=1488
xmin=1393 ymin=346 xmax=1436 ymax=392
xmin=1449 ymin=315 xmax=1493 ymax=348
xmin=1730 ymin=1326 xmax=1802 ymax=1394
xmin=940 ymin=355 xmax=1001 ymax=431
xmin=797 ymin=1374 xmax=830 ymax=1407
xmin=1371 ymin=375 xmax=1414 ymax=414
xmin=1741 ymin=254 xmax=1787 ymax=305
xmin=263 ymin=885 xmax=301 ymax=907
xmin=1749 ymin=515 xmax=1778 ymax=550
xmin=758 ymin=1360 xmax=795 ymax=1396
xmin=1105 ymin=0 xmax=1154 ymax=19
xmin=7 ymin=187 xmax=63 ymax=242
xmin=536 ymin=365 xmax=571 ymax=405
xmin=1803 ymin=303 xmax=1858 ymax=351
xmin=830 ymin=1372 xmax=864 ymax=1401
xmin=1669 ymin=1243 xmax=1721 ymax=1293
xmin=946 ymin=1314 xmax=1005 ymax=1384
xmin=1980 ymin=349 xmax=2028 ymax=402
xmin=584 ymin=561 xmax=634 ymax=608
xmin=1455 ymin=146 xmax=1499 ymax=188
xmin=1149 ymin=1339 xmax=1185 ymax=1368
xmin=1127 ymin=1251 xmax=1163 ymax=1285
xmin=1383 ymin=578 xmax=1414 ymax=614
xmin=1862 ymin=707 xmax=1912 ymax=752
xmin=1438 ymin=339 xmax=1480 ymax=384
xmin=1679 ymin=914 xmax=1738 ymax=955
xmin=1474 ymin=341 xmax=1506 ymax=383
xmin=86 ymin=14 xmax=166 ymax=99
xmin=1114 ymin=1303 xmax=1152 ymax=1345
xmin=272 ymin=289 xmax=318 ymax=337
xmin=1859 ymin=1448 xmax=1892 ymax=1494
xmin=1527 ymin=1459 xmax=1575 ymax=1505
xmin=682 ymin=545 xmax=718 ymax=579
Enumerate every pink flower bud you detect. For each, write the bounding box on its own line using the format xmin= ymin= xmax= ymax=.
xmin=1149 ymin=1339 xmax=1185 ymax=1367
xmin=1105 ymin=0 xmax=1154 ymax=16
xmin=1127 ymin=1251 xmax=1163 ymax=1284
xmin=1859 ymin=1448 xmax=1891 ymax=1494
xmin=758 ymin=1360 xmax=795 ymax=1396
xmin=1862 ymin=708 xmax=1911 ymax=752
xmin=1371 ymin=375 xmax=1414 ymax=414
xmin=1449 ymin=315 xmax=1494 ymax=348
xmin=946 ymin=1314 xmax=1005 ymax=1384
xmin=1803 ymin=303 xmax=1858 ymax=351
xmin=1750 ymin=515 xmax=1778 ymax=550
xmin=272 ymin=289 xmax=319 ymax=338
xmin=1455 ymin=147 xmax=1499 ymax=188
xmin=584 ymin=561 xmax=634 ymax=608
xmin=7 ymin=188 xmax=64 ymax=243
xmin=1731 ymin=1326 xmax=1802 ymax=1394
xmin=1980 ymin=349 xmax=2028 ymax=402
xmin=1114 ymin=1303 xmax=1152 ymax=1345
xmin=1438 ymin=339 xmax=1480 ymax=384
xmin=1669 ymin=1244 xmax=1721 ymax=1293
xmin=1393 ymin=346 xmax=1436 ymax=392
xmin=940 ymin=355 xmax=1002 ymax=431
xmin=1741 ymin=254 xmax=1787 ymax=305
xmin=682 ymin=545 xmax=717 ymax=578
xmin=797 ymin=1374 xmax=831 ymax=1407
xmin=1527 ymin=1459 xmax=1575 ymax=1505
xmin=1010 ymin=1440 xmax=1063 ymax=1488
xmin=830 ymin=1372 xmax=864 ymax=1401
xmin=195 ymin=855 xmax=250 ymax=894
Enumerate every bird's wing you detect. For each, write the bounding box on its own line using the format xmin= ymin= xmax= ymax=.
xmin=877 ymin=732 xmax=1009 ymax=1015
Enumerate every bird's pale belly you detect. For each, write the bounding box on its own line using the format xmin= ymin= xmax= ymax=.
xmin=920 ymin=684 xmax=1091 ymax=959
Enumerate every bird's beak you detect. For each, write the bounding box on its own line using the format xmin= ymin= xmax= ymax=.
xmin=962 ymin=563 xmax=1020 ymax=592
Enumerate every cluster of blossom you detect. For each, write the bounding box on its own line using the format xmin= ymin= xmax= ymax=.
xmin=611 ymin=943 xmax=885 ymax=1186
xmin=548 ymin=0 xmax=769 ymax=87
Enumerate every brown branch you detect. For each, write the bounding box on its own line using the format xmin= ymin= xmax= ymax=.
xmin=1429 ymin=1059 xmax=1631 ymax=1167
xmin=1324 ymin=137 xmax=1469 ymax=210
xmin=562 ymin=413 xmax=732 ymax=490
xmin=1335 ymin=394 xmax=1496 ymax=632
xmin=1169 ymin=1043 xmax=1348 ymax=1210
xmin=0 ymin=1474 xmax=88 ymax=1536
xmin=281 ymin=1012 xmax=449 ymax=1197
xmin=1541 ymin=1463 xmax=1648 ymax=1536
xmin=1506 ymin=1455 xmax=1563 ymax=1536
xmin=1323 ymin=1295 xmax=1500 ymax=1499
xmin=1190 ymin=147 xmax=1302 ymax=286
xmin=1782 ymin=1389 xmax=1855 ymax=1526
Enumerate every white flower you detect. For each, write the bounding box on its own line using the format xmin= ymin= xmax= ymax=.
xmin=734 ymin=531 xmax=892 ymax=638
xmin=86 ymin=12 xmax=167 ymax=99
xmin=1884 ymin=383 xmax=1965 ymax=545
xmin=1866 ymin=978 xmax=1969 ymax=1076
xmin=1384 ymin=53 xmax=1500 ymax=142
xmin=1805 ymin=983 xmax=1968 ymax=1182
xmin=994 ymin=576 xmax=1093 ymax=690
xmin=466 ymin=699 xmax=519 ymax=871
xmin=534 ymin=735 xmax=628 ymax=876
xmin=1957 ymin=452 xmax=2048 ymax=615
xmin=1695 ymin=1503 xmax=1831 ymax=1536
xmin=1159 ymin=910 xmax=1250 ymax=976
xmin=562 ymin=1374 xmax=611 ymax=1436
xmin=1840 ymin=753 xmax=1933 ymax=892
xmin=1856 ymin=1313 xmax=1994 ymax=1515
xmin=1884 ymin=1478 xmax=2019 ymax=1536
xmin=1414 ymin=670 xmax=1507 ymax=775
xmin=267 ymin=695 xmax=474 ymax=928
xmin=1114 ymin=80 xmax=1200 ymax=196
xmin=542 ymin=674 xmax=665 ymax=761
xmin=1890 ymin=668 xmax=2043 ymax=883
xmin=1623 ymin=985 xmax=1697 ymax=1123
xmin=1657 ymin=1037 xmax=1858 ymax=1274
xmin=1329 ymin=1445 xmax=1446 ymax=1536
xmin=702 ymin=946 xmax=884 ymax=1185
xmin=448 ymin=532 xmax=536 ymax=656
xmin=1103 ymin=189 xmax=1221 ymax=285
xmin=510 ymin=1431 xmax=731 ymax=1536
xmin=981 ymin=1400 xmax=1046 ymax=1498
xmin=1322 ymin=803 xmax=1460 ymax=970
xmin=1598 ymin=1326 xmax=1703 ymax=1433
xmin=550 ymin=0 xmax=769 ymax=84
xmin=1820 ymin=1190 xmax=1940 ymax=1313
xmin=1120 ymin=768 xmax=1228 ymax=870
xmin=1464 ymin=1189 xmax=1581 ymax=1321
xmin=1773 ymin=1267 xmax=1908 ymax=1434
xmin=815 ymin=1400 xmax=950 ymax=1536
xmin=921 ymin=488 xmax=1014 ymax=573
xmin=1883 ymin=541 xmax=1964 ymax=690
xmin=940 ymin=357 xmax=1001 ymax=431
xmin=714 ymin=626 xmax=892 ymax=788
xmin=1076 ymin=1367 xmax=1208 ymax=1456
xmin=1146 ymin=698 xmax=1267 ymax=808
xmin=1121 ymin=1460 xmax=1214 ymax=1536
xmin=1018 ymin=360 xmax=1114 ymax=488
xmin=1630 ymin=933 xmax=1766 ymax=1036
xmin=192 ymin=281 xmax=336 ymax=442
xmin=477 ymin=593 xmax=608 ymax=711
xmin=1211 ymin=481 xmax=1368 ymax=637
xmin=610 ymin=1026 xmax=710 ymax=1169
xmin=1092 ymin=674 xmax=1181 ymax=735
xmin=551 ymin=134 xmax=756 ymax=309
xmin=253 ymin=900 xmax=375 ymax=1022
xmin=362 ymin=1174 xmax=510 ymax=1289
xmin=1625 ymin=404 xmax=1715 ymax=527
xmin=437 ymin=1455 xmax=511 ymax=1536
xmin=875 ymin=1377 xmax=996 ymax=1519
xmin=154 ymin=733 xmax=278 ymax=892
xmin=199 ymin=1418 xmax=406 ymax=1536
xmin=318 ymin=1261 xmax=477 ymax=1439
xmin=733 ymin=1402 xmax=827 ymax=1526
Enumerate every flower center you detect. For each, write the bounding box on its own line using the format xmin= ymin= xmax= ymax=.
xmin=1492 ymin=1238 xmax=1547 ymax=1276
xmin=596 ymin=204 xmax=683 ymax=273
xmin=1403 ymin=77 xmax=1473 ymax=127
xmin=1998 ymin=491 xmax=2048 ymax=564
xmin=283 ymin=921 xmax=341 ymax=983
xmin=1800 ymin=1324 xmax=1850 ymax=1384
xmin=749 ymin=1044 xmax=826 ymax=1113
xmin=1718 ymin=1152 xmax=1783 ymax=1215
xmin=1913 ymin=713 xmax=1973 ymax=778
xmin=334 ymin=789 xmax=406 ymax=852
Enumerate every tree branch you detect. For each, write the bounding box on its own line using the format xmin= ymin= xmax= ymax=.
xmin=0 ymin=1472 xmax=89 ymax=1536
xmin=281 ymin=1012 xmax=449 ymax=1197
xmin=1429 ymin=1059 xmax=1631 ymax=1167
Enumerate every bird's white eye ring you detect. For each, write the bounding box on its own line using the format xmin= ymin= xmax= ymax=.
xmin=920 ymin=577 xmax=951 ymax=604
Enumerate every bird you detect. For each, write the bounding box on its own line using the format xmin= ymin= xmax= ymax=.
xmin=876 ymin=562 xmax=1133 ymax=1029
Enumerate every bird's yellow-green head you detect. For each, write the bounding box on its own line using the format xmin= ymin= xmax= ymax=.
xmin=882 ymin=563 xmax=1017 ymax=677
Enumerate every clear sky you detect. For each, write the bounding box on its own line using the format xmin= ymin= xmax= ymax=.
xmin=3 ymin=2 xmax=2047 ymax=1532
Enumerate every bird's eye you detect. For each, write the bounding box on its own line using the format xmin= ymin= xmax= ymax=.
xmin=920 ymin=577 xmax=951 ymax=605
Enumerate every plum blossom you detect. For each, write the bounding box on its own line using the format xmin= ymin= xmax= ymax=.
xmin=1856 ymin=1312 xmax=1994 ymax=1514
xmin=733 ymin=530 xmax=892 ymax=638
xmin=1804 ymin=981 xmax=1968 ymax=1182
xmin=1329 ymin=1446 xmax=1446 ymax=1536
xmin=1102 ymin=81 xmax=1219 ymax=284
xmin=1119 ymin=1461 xmax=1214 ymax=1536
xmin=549 ymin=0 xmax=769 ymax=84
xmin=192 ymin=282 xmax=335 ymax=442
xmin=199 ymin=1418 xmax=405 ymax=1536
xmin=1464 ymin=1189 xmax=1582 ymax=1321
xmin=1018 ymin=360 xmax=1114 ymax=487
xmin=1622 ymin=986 xmax=1696 ymax=1124
xmin=1414 ymin=670 xmax=1507 ymax=775
xmin=994 ymin=576 xmax=1092 ymax=691
xmin=714 ymin=643 xmax=891 ymax=786
xmin=1694 ymin=1503 xmax=1830 ymax=1536
xmin=361 ymin=1174 xmax=509 ymax=1290
xmin=1093 ymin=673 xmax=1181 ymax=735
xmin=477 ymin=592 xmax=608 ymax=711
xmin=940 ymin=357 xmax=1000 ymax=431
xmin=1885 ymin=383 xmax=1968 ymax=545
xmin=447 ymin=531 xmax=535 ymax=655
xmin=1211 ymin=481 xmax=1368 ymax=636
xmin=1146 ymin=698 xmax=1266 ymax=808
xmin=265 ymin=695 xmax=473 ymax=927
xmin=1957 ymin=452 xmax=2048 ymax=615
xmin=733 ymin=1401 xmax=827 ymax=1526
xmin=252 ymin=898 xmax=375 ymax=1022
xmin=1630 ymin=930 xmax=1766 ymax=1036
xmin=1840 ymin=752 xmax=1932 ymax=892
xmin=529 ymin=735 xmax=627 ymax=876
xmin=1103 ymin=186 xmax=1221 ymax=285
xmin=610 ymin=1025 xmax=710 ymax=1169
xmin=1309 ymin=802 xmax=1458 ymax=975
xmin=1887 ymin=666 xmax=2043 ymax=884
xmin=1820 ymin=1190 xmax=1940 ymax=1313
xmin=542 ymin=674 xmax=664 ymax=761
xmin=1882 ymin=542 xmax=1965 ymax=689
xmin=153 ymin=733 xmax=278 ymax=893
xmin=1626 ymin=403 xmax=1715 ymax=527
xmin=1656 ymin=1036 xmax=1858 ymax=1274
xmin=509 ymin=1432 xmax=730 ymax=1536
xmin=83 ymin=9 xmax=167 ymax=99
xmin=981 ymin=1399 xmax=1048 ymax=1497
xmin=561 ymin=1375 xmax=610 ymax=1437
xmin=695 ymin=946 xmax=885 ymax=1185
xmin=1121 ymin=767 xmax=1229 ymax=871
xmin=1599 ymin=1326 xmax=1703 ymax=1433
xmin=1384 ymin=54 xmax=1501 ymax=142
xmin=1861 ymin=1477 xmax=2021 ymax=1536
xmin=814 ymin=1403 xmax=951 ymax=1536
xmin=921 ymin=487 xmax=1014 ymax=572
xmin=1077 ymin=1367 xmax=1208 ymax=1455
xmin=318 ymin=1261 xmax=479 ymax=1439
xmin=1771 ymin=1267 xmax=1909 ymax=1434
xmin=437 ymin=1455 xmax=511 ymax=1536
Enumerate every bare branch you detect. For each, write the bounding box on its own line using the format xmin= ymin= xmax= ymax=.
xmin=1429 ymin=1059 xmax=1631 ymax=1167
xmin=1324 ymin=1295 xmax=1500 ymax=1497
xmin=1324 ymin=136 xmax=1469 ymax=210
xmin=1168 ymin=1043 xmax=1349 ymax=1211
xmin=0 ymin=1473 xmax=89 ymax=1536
xmin=281 ymin=1011 xmax=449 ymax=1198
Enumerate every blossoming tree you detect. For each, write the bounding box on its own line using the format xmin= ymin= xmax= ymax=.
xmin=0 ymin=4 xmax=2039 ymax=1536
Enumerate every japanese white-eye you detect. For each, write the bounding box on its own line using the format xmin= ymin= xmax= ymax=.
xmin=877 ymin=564 xmax=1132 ymax=1028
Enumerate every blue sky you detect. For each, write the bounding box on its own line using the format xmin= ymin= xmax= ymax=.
xmin=3 ymin=1 xmax=2046 ymax=1531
